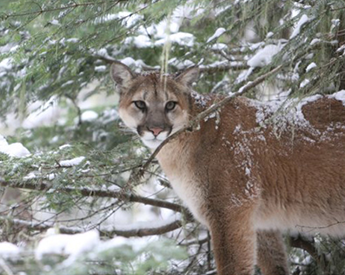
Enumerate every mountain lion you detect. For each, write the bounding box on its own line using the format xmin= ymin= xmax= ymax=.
xmin=111 ymin=61 xmax=345 ymax=275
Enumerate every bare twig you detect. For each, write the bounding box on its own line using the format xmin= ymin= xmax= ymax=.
xmin=0 ymin=258 xmax=14 ymax=275
xmin=0 ymin=179 xmax=185 ymax=213
xmin=0 ymin=216 xmax=191 ymax=238
xmin=139 ymin=65 xmax=283 ymax=173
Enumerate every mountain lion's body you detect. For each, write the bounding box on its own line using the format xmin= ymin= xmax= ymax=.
xmin=112 ymin=61 xmax=345 ymax=275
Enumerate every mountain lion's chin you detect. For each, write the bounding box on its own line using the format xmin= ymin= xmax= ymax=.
xmin=141 ymin=138 xmax=163 ymax=150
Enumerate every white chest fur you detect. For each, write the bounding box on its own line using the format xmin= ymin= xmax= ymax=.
xmin=157 ymin=144 xmax=209 ymax=226
xmin=168 ymin=173 xmax=208 ymax=226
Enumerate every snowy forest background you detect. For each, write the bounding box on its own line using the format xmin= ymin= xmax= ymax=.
xmin=1 ymin=0 xmax=345 ymax=274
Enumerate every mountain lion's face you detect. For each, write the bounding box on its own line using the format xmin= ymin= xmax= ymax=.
xmin=111 ymin=62 xmax=199 ymax=149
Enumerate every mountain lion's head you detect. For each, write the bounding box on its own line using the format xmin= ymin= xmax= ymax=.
xmin=111 ymin=61 xmax=199 ymax=149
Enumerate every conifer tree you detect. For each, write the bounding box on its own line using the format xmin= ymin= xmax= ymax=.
xmin=1 ymin=0 xmax=345 ymax=274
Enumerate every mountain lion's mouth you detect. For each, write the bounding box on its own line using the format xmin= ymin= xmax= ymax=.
xmin=141 ymin=137 xmax=164 ymax=149
xmin=140 ymin=130 xmax=169 ymax=149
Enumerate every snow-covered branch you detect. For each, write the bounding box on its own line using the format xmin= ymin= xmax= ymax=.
xmin=199 ymin=61 xmax=249 ymax=73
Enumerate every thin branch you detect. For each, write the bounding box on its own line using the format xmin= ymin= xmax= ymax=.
xmin=0 ymin=216 xmax=189 ymax=238
xmin=97 ymin=54 xmax=158 ymax=71
xmin=100 ymin=55 xmax=247 ymax=72
xmin=199 ymin=61 xmax=249 ymax=73
xmin=0 ymin=258 xmax=14 ymax=275
xmin=1 ymin=1 xmax=122 ymax=19
xmin=0 ymin=179 xmax=185 ymax=213
xmin=289 ymin=235 xmax=330 ymax=275
xmin=137 ymin=65 xmax=283 ymax=175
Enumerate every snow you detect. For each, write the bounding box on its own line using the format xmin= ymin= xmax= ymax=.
xmin=119 ymin=57 xmax=149 ymax=72
xmin=199 ymin=60 xmax=228 ymax=70
xmin=0 ymin=135 xmax=8 ymax=147
xmin=155 ymin=32 xmax=194 ymax=47
xmin=306 ymin=62 xmax=316 ymax=72
xmin=94 ymin=11 xmax=143 ymax=28
xmin=122 ymin=5 xmax=197 ymax=49
xmin=235 ymin=67 xmax=254 ymax=83
xmin=191 ymin=91 xmax=211 ymax=108
xmin=310 ymin=38 xmax=321 ymax=46
xmin=251 ymin=94 xmax=322 ymax=132
xmin=66 ymin=38 xmax=79 ymax=43
xmin=47 ymin=173 xmax=56 ymax=180
xmin=331 ymin=18 xmax=340 ymax=31
xmin=124 ymin=35 xmax=152 ymax=48
xmin=0 ymin=135 xmax=31 ymax=158
xmin=266 ymin=32 xmax=274 ymax=38
xmin=211 ymin=43 xmax=228 ymax=51
xmin=0 ymin=58 xmax=13 ymax=72
xmin=59 ymin=144 xmax=72 ymax=150
xmin=0 ymin=242 xmax=21 ymax=259
xmin=59 ymin=156 xmax=85 ymax=167
xmin=247 ymin=44 xmax=282 ymax=67
xmin=81 ymin=110 xmax=98 ymax=122
xmin=337 ymin=44 xmax=345 ymax=54
xmin=300 ymin=79 xmax=310 ymax=88
xmin=102 ymin=108 xmax=119 ymax=124
xmin=0 ymin=43 xmax=17 ymax=54
xmin=207 ymin=28 xmax=226 ymax=43
xmin=290 ymin=14 xmax=309 ymax=39
xmin=61 ymin=80 xmax=74 ymax=87
xmin=22 ymin=97 xmax=62 ymax=129
xmin=94 ymin=48 xmax=115 ymax=61
xmin=5 ymin=143 xmax=31 ymax=157
xmin=24 ymin=172 xmax=37 ymax=180
xmin=94 ymin=65 xmax=106 ymax=72
xmin=169 ymin=58 xmax=195 ymax=70
xmin=35 ymin=230 xmax=100 ymax=265
xmin=50 ymin=19 xmax=60 ymax=26
xmin=329 ymin=90 xmax=345 ymax=106
xmin=117 ymin=11 xmax=143 ymax=28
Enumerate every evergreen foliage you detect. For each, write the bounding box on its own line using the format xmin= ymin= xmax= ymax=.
xmin=1 ymin=0 xmax=345 ymax=274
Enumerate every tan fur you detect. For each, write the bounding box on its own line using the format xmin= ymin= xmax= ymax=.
xmin=111 ymin=61 xmax=345 ymax=275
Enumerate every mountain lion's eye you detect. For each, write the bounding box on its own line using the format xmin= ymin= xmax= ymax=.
xmin=165 ymin=101 xmax=177 ymax=111
xmin=133 ymin=101 xmax=146 ymax=110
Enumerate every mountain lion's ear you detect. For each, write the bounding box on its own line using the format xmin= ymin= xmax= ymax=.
xmin=111 ymin=61 xmax=136 ymax=92
xmin=175 ymin=66 xmax=200 ymax=87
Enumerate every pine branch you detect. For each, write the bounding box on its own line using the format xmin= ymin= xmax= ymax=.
xmin=0 ymin=179 xmax=186 ymax=213
xmin=0 ymin=215 xmax=190 ymax=237
xmin=100 ymin=57 xmax=247 ymax=72
xmin=199 ymin=61 xmax=249 ymax=73
xmin=1 ymin=0 xmax=123 ymax=19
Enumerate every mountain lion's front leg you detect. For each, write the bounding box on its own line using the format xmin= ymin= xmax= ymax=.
xmin=256 ymin=230 xmax=289 ymax=275
xmin=209 ymin=206 xmax=257 ymax=275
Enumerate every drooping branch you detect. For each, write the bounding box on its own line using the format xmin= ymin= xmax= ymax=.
xmin=0 ymin=179 xmax=186 ymax=213
xmin=1 ymin=1 xmax=123 ymax=19
xmin=0 ymin=216 xmax=192 ymax=238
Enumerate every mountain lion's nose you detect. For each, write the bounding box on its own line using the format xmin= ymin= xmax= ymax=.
xmin=149 ymin=127 xmax=164 ymax=137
